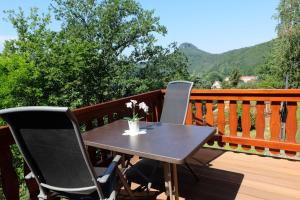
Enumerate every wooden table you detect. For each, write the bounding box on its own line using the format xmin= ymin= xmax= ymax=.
xmin=82 ymin=120 xmax=216 ymax=200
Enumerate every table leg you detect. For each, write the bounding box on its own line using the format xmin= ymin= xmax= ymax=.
xmin=172 ymin=164 xmax=179 ymax=200
xmin=163 ymin=162 xmax=173 ymax=199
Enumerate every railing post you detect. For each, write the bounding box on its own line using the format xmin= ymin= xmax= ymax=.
xmin=24 ymin=163 xmax=39 ymax=200
xmin=285 ymin=102 xmax=297 ymax=156
xmin=0 ymin=145 xmax=19 ymax=200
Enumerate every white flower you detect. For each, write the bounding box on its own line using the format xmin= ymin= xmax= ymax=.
xmin=138 ymin=102 xmax=146 ymax=109
xmin=126 ymin=102 xmax=132 ymax=108
xmin=130 ymin=99 xmax=137 ymax=105
xmin=139 ymin=102 xmax=149 ymax=113
xmin=143 ymin=105 xmax=149 ymax=113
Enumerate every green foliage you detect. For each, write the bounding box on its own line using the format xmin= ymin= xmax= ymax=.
xmin=229 ymin=69 xmax=241 ymax=87
xmin=0 ymin=54 xmax=41 ymax=107
xmin=273 ymin=28 xmax=300 ymax=88
xmin=0 ymin=1 xmax=189 ymax=198
xmin=138 ymin=43 xmax=189 ymax=89
xmin=2 ymin=0 xmax=189 ymax=109
xmin=179 ymin=41 xmax=273 ymax=76
xmin=205 ymin=71 xmax=223 ymax=83
xmin=236 ymin=81 xmax=260 ymax=89
xmin=189 ymin=73 xmax=212 ymax=89
xmin=260 ymin=0 xmax=300 ymax=88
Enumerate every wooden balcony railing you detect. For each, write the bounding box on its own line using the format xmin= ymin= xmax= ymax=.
xmin=1 ymin=89 xmax=300 ymax=199
xmin=183 ymin=89 xmax=300 ymax=157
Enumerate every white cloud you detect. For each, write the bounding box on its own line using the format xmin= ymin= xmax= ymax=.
xmin=0 ymin=35 xmax=17 ymax=52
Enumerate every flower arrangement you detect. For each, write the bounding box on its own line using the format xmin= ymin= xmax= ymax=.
xmin=124 ymin=100 xmax=149 ymax=122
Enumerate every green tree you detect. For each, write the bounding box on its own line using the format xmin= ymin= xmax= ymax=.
xmin=3 ymin=0 xmax=189 ymax=108
xmin=188 ymin=73 xmax=211 ymax=89
xmin=261 ymin=0 xmax=300 ymax=88
xmin=205 ymin=71 xmax=223 ymax=84
xmin=138 ymin=43 xmax=189 ymax=89
xmin=229 ymin=68 xmax=241 ymax=87
xmin=0 ymin=54 xmax=41 ymax=107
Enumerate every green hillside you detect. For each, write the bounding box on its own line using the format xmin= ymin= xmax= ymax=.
xmin=179 ymin=41 xmax=274 ymax=75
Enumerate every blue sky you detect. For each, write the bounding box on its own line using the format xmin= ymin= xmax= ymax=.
xmin=0 ymin=0 xmax=279 ymax=53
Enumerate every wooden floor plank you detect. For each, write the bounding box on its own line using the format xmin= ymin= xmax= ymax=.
xmin=121 ymin=149 xmax=300 ymax=200
xmin=235 ymin=193 xmax=265 ymax=200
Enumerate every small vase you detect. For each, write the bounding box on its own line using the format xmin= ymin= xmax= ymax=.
xmin=128 ymin=120 xmax=139 ymax=133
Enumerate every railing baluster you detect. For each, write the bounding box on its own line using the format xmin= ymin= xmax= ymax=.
xmin=185 ymin=102 xmax=193 ymax=125
xmin=195 ymin=102 xmax=203 ymax=126
xmin=270 ymin=101 xmax=281 ymax=154
xmin=206 ymin=100 xmax=214 ymax=126
xmin=145 ymin=102 xmax=153 ymax=122
xmin=217 ymin=100 xmax=225 ymax=147
xmin=285 ymin=102 xmax=297 ymax=156
xmin=229 ymin=101 xmax=238 ymax=149
xmin=107 ymin=114 xmax=112 ymax=123
xmin=85 ymin=120 xmax=93 ymax=131
xmin=255 ymin=101 xmax=265 ymax=152
xmin=0 ymin=145 xmax=19 ymax=200
xmin=242 ymin=101 xmax=251 ymax=150
xmin=206 ymin=100 xmax=214 ymax=145
xmin=154 ymin=97 xmax=162 ymax=122
xmin=97 ymin=116 xmax=104 ymax=127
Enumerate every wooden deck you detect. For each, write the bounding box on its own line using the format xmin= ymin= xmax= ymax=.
xmin=125 ymin=148 xmax=300 ymax=200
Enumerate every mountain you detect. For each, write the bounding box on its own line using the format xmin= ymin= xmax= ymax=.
xmin=179 ymin=40 xmax=274 ymax=75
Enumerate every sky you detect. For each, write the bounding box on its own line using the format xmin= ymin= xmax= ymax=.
xmin=0 ymin=0 xmax=280 ymax=53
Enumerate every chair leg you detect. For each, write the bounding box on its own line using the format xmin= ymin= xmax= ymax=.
xmin=184 ymin=162 xmax=199 ymax=182
xmin=116 ymin=168 xmax=135 ymax=199
xmin=192 ymin=157 xmax=209 ymax=166
xmin=37 ymin=189 xmax=47 ymax=200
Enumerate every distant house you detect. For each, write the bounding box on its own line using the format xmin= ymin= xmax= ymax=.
xmin=224 ymin=76 xmax=258 ymax=83
xmin=239 ymin=76 xmax=257 ymax=83
xmin=211 ymin=81 xmax=222 ymax=89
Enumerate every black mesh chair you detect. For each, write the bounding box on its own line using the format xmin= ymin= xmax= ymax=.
xmin=0 ymin=106 xmax=133 ymax=200
xmin=160 ymin=81 xmax=193 ymax=124
xmin=126 ymin=81 xmax=199 ymax=192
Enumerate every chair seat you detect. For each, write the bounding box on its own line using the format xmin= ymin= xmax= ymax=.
xmin=50 ymin=166 xmax=117 ymax=199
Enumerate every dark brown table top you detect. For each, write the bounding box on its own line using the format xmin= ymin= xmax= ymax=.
xmin=82 ymin=120 xmax=216 ymax=164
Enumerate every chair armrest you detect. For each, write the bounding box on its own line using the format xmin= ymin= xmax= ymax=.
xmin=97 ymin=155 xmax=121 ymax=184
xmin=25 ymin=172 xmax=35 ymax=180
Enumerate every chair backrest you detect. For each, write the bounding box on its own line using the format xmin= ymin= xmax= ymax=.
xmin=160 ymin=81 xmax=194 ymax=124
xmin=0 ymin=107 xmax=103 ymax=197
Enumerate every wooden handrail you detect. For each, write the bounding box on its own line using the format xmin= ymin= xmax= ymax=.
xmin=162 ymin=89 xmax=300 ymax=101
xmin=74 ymin=89 xmax=163 ymax=122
